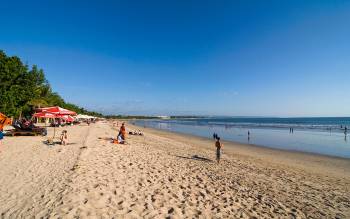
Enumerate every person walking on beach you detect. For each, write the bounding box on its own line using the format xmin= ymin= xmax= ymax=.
xmin=215 ymin=137 xmax=223 ymax=163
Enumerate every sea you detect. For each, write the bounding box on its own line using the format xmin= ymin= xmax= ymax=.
xmin=133 ymin=117 xmax=350 ymax=159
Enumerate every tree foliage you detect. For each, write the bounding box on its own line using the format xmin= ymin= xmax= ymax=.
xmin=0 ymin=50 xmax=103 ymax=118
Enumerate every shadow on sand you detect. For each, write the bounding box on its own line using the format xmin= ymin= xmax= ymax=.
xmin=42 ymin=141 xmax=77 ymax=146
xmin=174 ymin=155 xmax=213 ymax=163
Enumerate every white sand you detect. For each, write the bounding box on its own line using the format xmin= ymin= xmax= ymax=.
xmin=0 ymin=121 xmax=349 ymax=218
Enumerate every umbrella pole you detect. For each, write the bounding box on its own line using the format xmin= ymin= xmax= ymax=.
xmin=53 ymin=118 xmax=56 ymax=143
xmin=53 ymin=125 xmax=56 ymax=139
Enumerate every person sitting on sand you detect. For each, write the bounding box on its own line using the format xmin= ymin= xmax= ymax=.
xmin=60 ymin=130 xmax=68 ymax=146
xmin=215 ymin=137 xmax=223 ymax=163
xmin=117 ymin=134 xmax=124 ymax=144
xmin=128 ymin=130 xmax=144 ymax=136
xmin=114 ymin=123 xmax=126 ymax=144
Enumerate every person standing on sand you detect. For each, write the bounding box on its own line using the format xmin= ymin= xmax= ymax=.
xmin=0 ymin=128 xmax=4 ymax=146
xmin=118 ymin=123 xmax=126 ymax=143
xmin=120 ymin=123 xmax=126 ymax=133
xmin=215 ymin=137 xmax=223 ymax=163
xmin=345 ymin=126 xmax=348 ymax=136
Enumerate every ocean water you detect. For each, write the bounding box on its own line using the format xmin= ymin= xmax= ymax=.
xmin=133 ymin=117 xmax=350 ymax=158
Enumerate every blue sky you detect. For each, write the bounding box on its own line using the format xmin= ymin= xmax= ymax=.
xmin=1 ymin=0 xmax=350 ymax=116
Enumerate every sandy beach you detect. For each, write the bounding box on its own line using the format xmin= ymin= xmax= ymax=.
xmin=0 ymin=121 xmax=349 ymax=218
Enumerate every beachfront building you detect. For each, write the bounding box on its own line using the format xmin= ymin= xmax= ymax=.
xmin=157 ymin=116 xmax=170 ymax=119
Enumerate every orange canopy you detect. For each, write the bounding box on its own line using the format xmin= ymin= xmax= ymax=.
xmin=0 ymin=113 xmax=12 ymax=130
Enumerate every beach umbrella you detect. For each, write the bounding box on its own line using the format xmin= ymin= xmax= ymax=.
xmin=76 ymin=114 xmax=92 ymax=119
xmin=33 ymin=112 xmax=56 ymax=118
xmin=33 ymin=112 xmax=59 ymax=139
xmin=76 ymin=114 xmax=87 ymax=119
xmin=36 ymin=106 xmax=77 ymax=115
xmin=32 ymin=112 xmax=56 ymax=125
xmin=57 ymin=115 xmax=74 ymax=122
xmin=34 ymin=108 xmax=77 ymax=142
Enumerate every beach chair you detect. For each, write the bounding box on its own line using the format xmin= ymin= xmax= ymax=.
xmin=9 ymin=120 xmax=48 ymax=136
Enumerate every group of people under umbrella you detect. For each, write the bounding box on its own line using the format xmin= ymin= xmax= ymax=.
xmin=33 ymin=107 xmax=97 ymax=126
xmin=33 ymin=106 xmax=77 ymax=125
xmin=33 ymin=106 xmax=96 ymax=145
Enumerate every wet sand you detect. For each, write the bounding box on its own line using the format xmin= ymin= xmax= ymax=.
xmin=0 ymin=121 xmax=349 ymax=218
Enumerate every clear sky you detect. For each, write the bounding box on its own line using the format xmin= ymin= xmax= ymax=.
xmin=1 ymin=0 xmax=350 ymax=116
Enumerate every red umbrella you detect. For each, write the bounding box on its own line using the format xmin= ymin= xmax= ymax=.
xmin=36 ymin=106 xmax=76 ymax=115
xmin=32 ymin=112 xmax=59 ymax=139
xmin=57 ymin=115 xmax=75 ymax=122
xmin=33 ymin=112 xmax=57 ymax=118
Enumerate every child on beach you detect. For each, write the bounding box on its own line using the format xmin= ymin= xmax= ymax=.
xmin=60 ymin=130 xmax=68 ymax=145
xmin=215 ymin=137 xmax=223 ymax=163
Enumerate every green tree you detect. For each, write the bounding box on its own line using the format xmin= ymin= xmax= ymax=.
xmin=0 ymin=50 xmax=103 ymax=118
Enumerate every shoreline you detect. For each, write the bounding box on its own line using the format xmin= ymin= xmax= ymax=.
xmin=132 ymin=121 xmax=350 ymax=159
xmin=129 ymin=117 xmax=350 ymax=133
xmin=131 ymin=119 xmax=350 ymax=159
xmin=130 ymin=122 xmax=350 ymax=178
